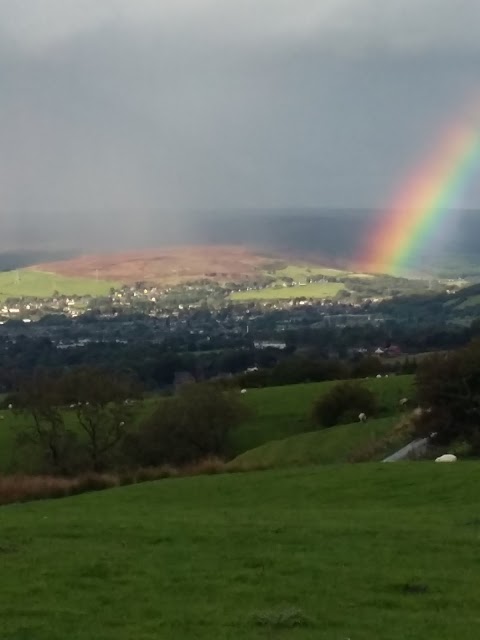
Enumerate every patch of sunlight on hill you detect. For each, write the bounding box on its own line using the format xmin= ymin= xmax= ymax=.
xmin=0 ymin=270 xmax=119 ymax=300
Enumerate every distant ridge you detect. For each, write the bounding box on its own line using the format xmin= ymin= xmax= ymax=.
xmin=28 ymin=245 xmax=286 ymax=286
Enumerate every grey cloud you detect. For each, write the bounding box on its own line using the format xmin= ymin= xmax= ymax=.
xmin=0 ymin=1 xmax=480 ymax=250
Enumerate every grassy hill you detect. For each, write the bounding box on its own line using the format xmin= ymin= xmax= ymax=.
xmin=0 ymin=375 xmax=414 ymax=473
xmin=2 ymin=463 xmax=480 ymax=639
xmin=228 ymin=375 xmax=414 ymax=455
xmin=228 ymin=416 xmax=401 ymax=469
xmin=0 ymin=374 xmax=414 ymax=470
xmin=230 ymin=282 xmax=344 ymax=301
xmin=0 ymin=269 xmax=118 ymax=301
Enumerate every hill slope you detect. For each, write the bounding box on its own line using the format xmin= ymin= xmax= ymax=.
xmin=229 ymin=375 xmax=414 ymax=455
xmin=229 ymin=416 xmax=400 ymax=469
xmin=29 ymin=245 xmax=280 ymax=286
xmin=0 ymin=269 xmax=118 ymax=301
xmin=2 ymin=464 xmax=480 ymax=639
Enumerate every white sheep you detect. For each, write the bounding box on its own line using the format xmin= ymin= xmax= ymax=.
xmin=399 ymin=397 xmax=408 ymax=407
xmin=435 ymin=453 xmax=457 ymax=463
xmin=7 ymin=404 xmax=13 ymax=410
xmin=376 ymin=374 xmax=382 ymax=379
xmin=240 ymin=389 xmax=247 ymax=394
xmin=358 ymin=412 xmax=367 ymax=423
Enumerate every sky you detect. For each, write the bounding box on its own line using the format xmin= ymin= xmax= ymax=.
xmin=1 ymin=0 xmax=480 ymax=249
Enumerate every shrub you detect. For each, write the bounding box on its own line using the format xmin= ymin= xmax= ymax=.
xmin=312 ymin=381 xmax=378 ymax=428
xmin=414 ymin=341 xmax=480 ymax=453
xmin=132 ymin=383 xmax=250 ymax=466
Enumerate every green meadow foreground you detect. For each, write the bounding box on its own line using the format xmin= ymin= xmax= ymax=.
xmin=2 ymin=464 xmax=480 ymax=640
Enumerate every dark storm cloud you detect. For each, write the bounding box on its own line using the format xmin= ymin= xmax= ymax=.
xmin=1 ymin=1 xmax=480 ymax=249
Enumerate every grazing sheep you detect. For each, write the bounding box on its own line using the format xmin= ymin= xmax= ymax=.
xmin=358 ymin=412 xmax=367 ymax=423
xmin=119 ymin=421 xmax=125 ymax=427
xmin=399 ymin=397 xmax=408 ymax=407
xmin=376 ymin=374 xmax=382 ymax=379
xmin=240 ymin=389 xmax=247 ymax=394
xmin=7 ymin=404 xmax=13 ymax=410
xmin=69 ymin=404 xmax=76 ymax=408
xmin=435 ymin=453 xmax=457 ymax=463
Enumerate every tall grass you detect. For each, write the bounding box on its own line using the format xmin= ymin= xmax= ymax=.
xmin=0 ymin=457 xmax=228 ymax=506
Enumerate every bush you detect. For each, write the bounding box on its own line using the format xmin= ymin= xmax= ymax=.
xmin=133 ymin=383 xmax=250 ymax=466
xmin=312 ymin=381 xmax=378 ymax=428
xmin=414 ymin=341 xmax=480 ymax=453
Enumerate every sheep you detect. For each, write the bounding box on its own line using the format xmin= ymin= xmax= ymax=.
xmin=412 ymin=407 xmax=423 ymax=418
xmin=399 ymin=397 xmax=408 ymax=407
xmin=376 ymin=374 xmax=382 ymax=379
xmin=7 ymin=404 xmax=13 ymax=410
xmin=119 ymin=421 xmax=125 ymax=427
xmin=69 ymin=404 xmax=76 ymax=409
xmin=358 ymin=412 xmax=367 ymax=423
xmin=435 ymin=453 xmax=457 ymax=463
xmin=240 ymin=389 xmax=247 ymax=394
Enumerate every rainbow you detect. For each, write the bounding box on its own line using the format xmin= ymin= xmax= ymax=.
xmin=359 ymin=103 xmax=480 ymax=275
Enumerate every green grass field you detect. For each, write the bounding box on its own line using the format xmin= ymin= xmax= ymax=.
xmin=268 ymin=264 xmax=347 ymax=280
xmin=2 ymin=463 xmax=480 ymax=639
xmin=0 ymin=270 xmax=119 ymax=300
xmin=267 ymin=264 xmax=374 ymax=282
xmin=230 ymin=282 xmax=344 ymax=301
xmin=0 ymin=376 xmax=413 ymax=472
xmin=229 ymin=416 xmax=400 ymax=469
xmin=228 ymin=375 xmax=414 ymax=455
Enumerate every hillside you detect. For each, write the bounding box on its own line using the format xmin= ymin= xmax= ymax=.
xmin=2 ymin=464 xmax=480 ymax=639
xmin=28 ymin=245 xmax=370 ymax=289
xmin=0 ymin=269 xmax=118 ymax=301
xmin=228 ymin=416 xmax=401 ymax=469
xmin=228 ymin=375 xmax=414 ymax=455
xmin=29 ymin=246 xmax=282 ymax=286
xmin=0 ymin=376 xmax=413 ymax=473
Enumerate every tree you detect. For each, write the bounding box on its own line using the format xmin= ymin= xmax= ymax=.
xmin=61 ymin=367 xmax=142 ymax=471
xmin=414 ymin=342 xmax=480 ymax=452
xmin=312 ymin=381 xmax=378 ymax=428
xmin=134 ymin=383 xmax=249 ymax=466
xmin=15 ymin=371 xmax=79 ymax=474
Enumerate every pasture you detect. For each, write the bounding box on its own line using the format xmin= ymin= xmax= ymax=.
xmin=267 ymin=263 xmax=347 ymax=281
xmin=228 ymin=415 xmax=400 ymax=469
xmin=0 ymin=375 xmax=414 ymax=472
xmin=230 ymin=282 xmax=344 ymax=301
xmin=228 ymin=374 xmax=414 ymax=455
xmin=0 ymin=270 xmax=118 ymax=301
xmin=1 ymin=463 xmax=480 ymax=639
